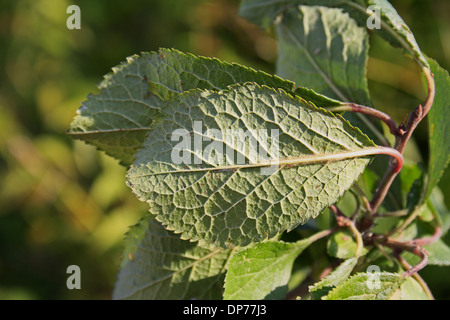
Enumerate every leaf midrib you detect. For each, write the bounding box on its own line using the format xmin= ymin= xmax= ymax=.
xmin=67 ymin=127 xmax=151 ymax=135
xmin=129 ymin=147 xmax=380 ymax=178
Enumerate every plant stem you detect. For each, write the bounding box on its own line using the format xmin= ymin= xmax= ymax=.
xmin=386 ymin=205 xmax=424 ymax=237
xmin=349 ymin=221 xmax=364 ymax=258
xmin=329 ymin=103 xmax=398 ymax=136
xmin=372 ymin=147 xmax=404 ymax=173
xmin=374 ymin=209 xmax=409 ymax=218
xmin=341 ymin=2 xmax=437 ymax=218
xmin=369 ymin=162 xmax=399 ymax=214
xmin=375 ymin=236 xmax=428 ymax=277
xmin=307 ymin=228 xmax=335 ymax=244
xmin=352 ymin=183 xmax=372 ymax=212
xmin=369 ymin=69 xmax=435 ymax=215
xmin=409 ymin=226 xmax=443 ymax=247
xmin=394 ymin=252 xmax=435 ymax=300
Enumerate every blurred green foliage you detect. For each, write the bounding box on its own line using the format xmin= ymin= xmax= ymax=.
xmin=0 ymin=0 xmax=448 ymax=299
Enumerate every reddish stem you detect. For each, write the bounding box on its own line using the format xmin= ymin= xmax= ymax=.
xmin=333 ymin=103 xmax=399 ymax=136
xmin=369 ymin=69 xmax=435 ymax=214
xmin=409 ymin=226 xmax=442 ymax=247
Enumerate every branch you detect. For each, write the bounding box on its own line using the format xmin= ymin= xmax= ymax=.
xmin=392 ymin=246 xmax=428 ymax=282
xmin=409 ymin=226 xmax=442 ymax=247
xmin=393 ymin=249 xmax=434 ymax=300
xmin=369 ymin=69 xmax=435 ymax=214
xmin=369 ymin=235 xmax=428 ymax=277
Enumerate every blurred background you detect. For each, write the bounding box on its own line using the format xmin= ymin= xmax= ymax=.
xmin=0 ymin=0 xmax=448 ymax=299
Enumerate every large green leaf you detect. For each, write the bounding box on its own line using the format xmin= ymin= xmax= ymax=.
xmin=425 ymin=59 xmax=450 ymax=199
xmin=223 ymin=238 xmax=314 ymax=300
xmin=67 ymin=48 xmax=298 ymax=166
xmin=113 ymin=216 xmax=232 ymax=300
xmin=127 ymin=83 xmax=378 ymax=248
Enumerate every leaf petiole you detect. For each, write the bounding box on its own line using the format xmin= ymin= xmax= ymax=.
xmin=329 ymin=103 xmax=398 ymax=137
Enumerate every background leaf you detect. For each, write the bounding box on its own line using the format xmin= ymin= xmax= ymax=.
xmin=274 ymin=4 xmax=388 ymax=151
xmin=239 ymin=0 xmax=359 ymax=30
xmin=327 ymin=230 xmax=367 ymax=259
xmin=425 ymin=240 xmax=450 ymax=266
xmin=425 ymin=59 xmax=450 ymax=199
xmin=364 ymin=0 xmax=429 ymax=69
xmin=276 ymin=5 xmax=371 ymax=105
xmin=113 ymin=216 xmax=232 ymax=300
xmin=403 ymin=239 xmax=450 ymax=267
xmin=128 ymin=83 xmax=376 ymax=248
xmin=239 ymin=0 xmax=429 ymax=69
xmin=428 ymin=189 xmax=450 ymax=235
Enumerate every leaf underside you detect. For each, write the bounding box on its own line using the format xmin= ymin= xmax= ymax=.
xmin=224 ymin=239 xmax=313 ymax=300
xmin=67 ymin=48 xmax=310 ymax=166
xmin=128 ymin=83 xmax=376 ymax=248
xmin=113 ymin=216 xmax=232 ymax=300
